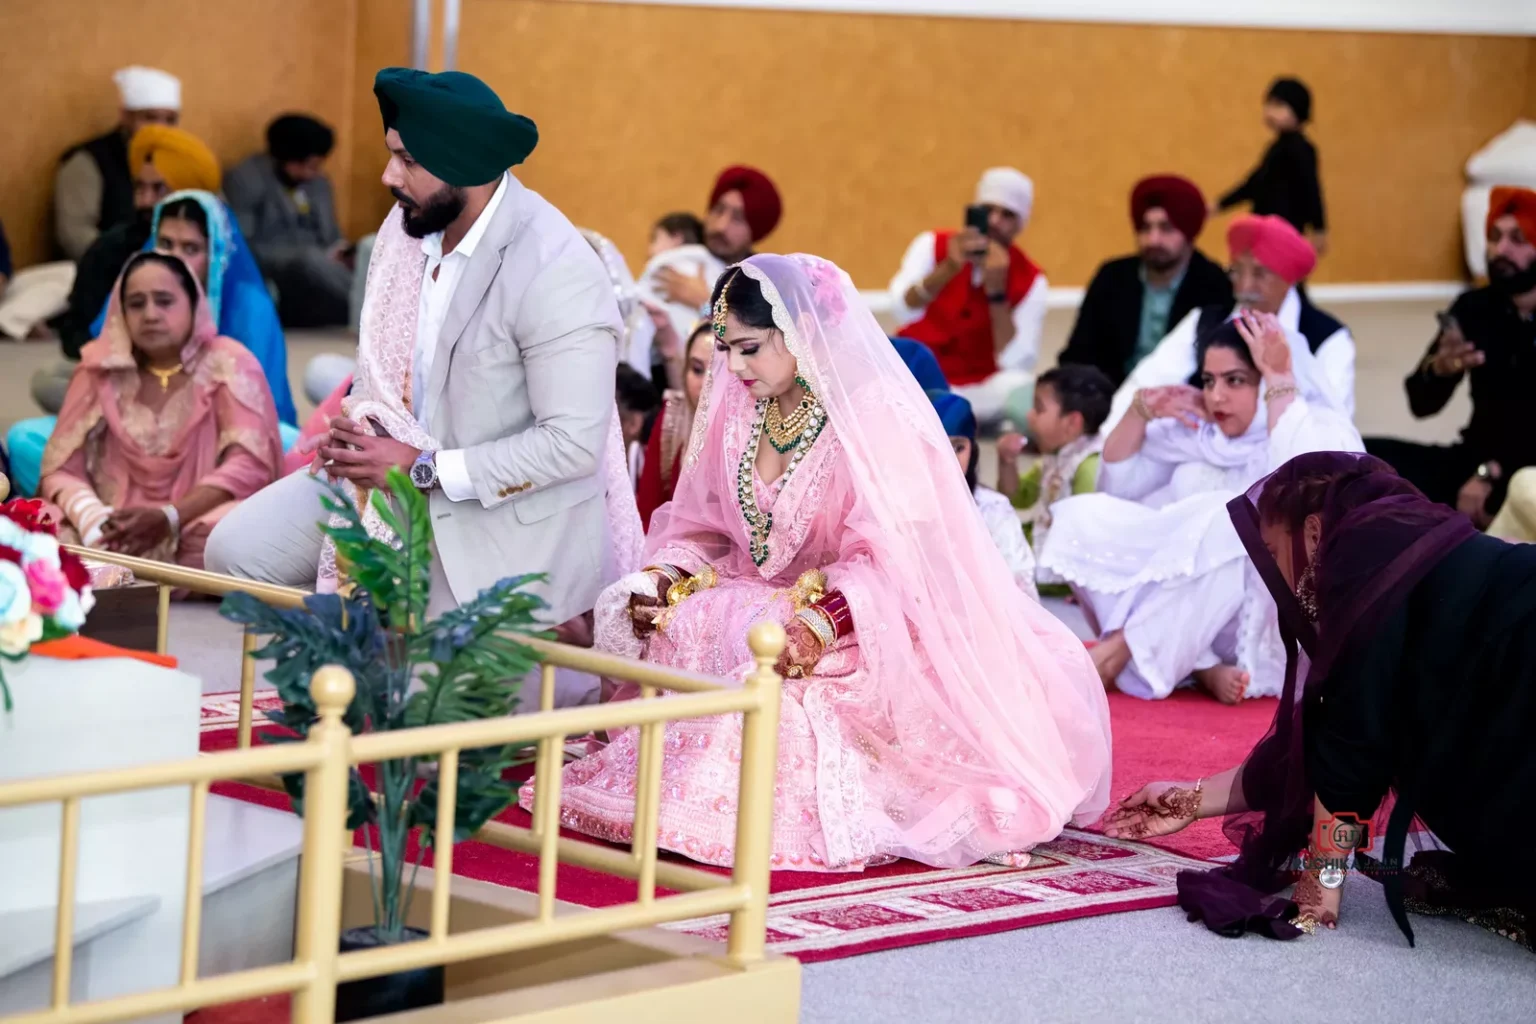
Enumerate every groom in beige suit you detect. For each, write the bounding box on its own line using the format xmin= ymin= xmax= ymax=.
xmin=207 ymin=70 xmax=633 ymax=691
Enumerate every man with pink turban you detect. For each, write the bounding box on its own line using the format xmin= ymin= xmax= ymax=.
xmin=1061 ymin=175 xmax=1234 ymax=388
xmin=1098 ymin=212 xmax=1354 ymax=435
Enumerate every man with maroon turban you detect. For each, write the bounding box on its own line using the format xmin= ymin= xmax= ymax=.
xmin=1098 ymin=213 xmax=1354 ymax=435
xmin=652 ymin=165 xmax=782 ymax=312
xmin=1060 ymin=175 xmax=1233 ymax=388
xmin=1366 ymin=187 xmax=1536 ymax=529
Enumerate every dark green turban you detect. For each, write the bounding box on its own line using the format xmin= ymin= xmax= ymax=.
xmin=374 ymin=68 xmax=538 ymax=187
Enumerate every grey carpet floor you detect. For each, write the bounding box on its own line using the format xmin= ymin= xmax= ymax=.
xmin=801 ymin=872 xmax=1536 ymax=1023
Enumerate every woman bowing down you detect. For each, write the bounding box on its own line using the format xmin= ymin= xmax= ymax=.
xmin=521 ymin=254 xmax=1112 ymax=871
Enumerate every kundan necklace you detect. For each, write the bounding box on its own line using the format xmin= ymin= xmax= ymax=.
xmin=146 ymin=363 xmax=184 ymax=391
xmin=738 ymin=380 xmax=827 ymax=567
xmin=763 ymin=379 xmax=819 ymax=453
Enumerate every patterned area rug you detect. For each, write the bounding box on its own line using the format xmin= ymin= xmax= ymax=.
xmin=657 ymin=831 xmax=1207 ymax=962
xmin=200 ymin=688 xmax=282 ymax=732
xmin=198 ymin=691 xmax=1218 ymax=963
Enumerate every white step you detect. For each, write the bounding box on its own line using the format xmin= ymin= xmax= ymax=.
xmin=198 ymin=795 xmax=303 ymax=978
xmin=0 ymin=896 xmax=161 ymax=1013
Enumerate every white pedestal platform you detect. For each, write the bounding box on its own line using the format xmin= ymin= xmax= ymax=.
xmin=0 ymin=656 xmax=303 ymax=1019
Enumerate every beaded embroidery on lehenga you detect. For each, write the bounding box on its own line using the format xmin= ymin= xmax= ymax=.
xmin=522 ymin=254 xmax=1113 ymax=872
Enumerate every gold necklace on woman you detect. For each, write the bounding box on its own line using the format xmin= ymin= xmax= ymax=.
xmin=738 ymin=380 xmax=827 ymax=567
xmin=762 ymin=376 xmax=820 ymax=453
xmin=146 ymin=363 xmax=184 ymax=391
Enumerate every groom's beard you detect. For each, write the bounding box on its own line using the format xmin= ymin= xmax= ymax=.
xmin=395 ymin=185 xmax=466 ymax=238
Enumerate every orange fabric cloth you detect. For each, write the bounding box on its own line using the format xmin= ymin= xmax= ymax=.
xmin=1487 ymin=186 xmax=1536 ymax=244
xmin=33 ymin=635 xmax=178 ymax=668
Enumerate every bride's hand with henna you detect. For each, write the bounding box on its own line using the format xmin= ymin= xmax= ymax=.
xmin=627 ymin=570 xmax=673 ymax=639
xmin=774 ymin=617 xmax=825 ymax=679
xmin=1101 ymin=781 xmax=1204 ymax=839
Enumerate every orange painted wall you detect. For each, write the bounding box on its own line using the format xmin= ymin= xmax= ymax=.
xmin=429 ymin=1 xmax=1528 ymax=286
xmin=9 ymin=0 xmax=1531 ymax=288
xmin=1 ymin=0 xmax=358 ymax=268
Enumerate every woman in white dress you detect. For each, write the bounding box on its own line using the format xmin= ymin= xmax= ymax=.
xmin=1039 ymin=310 xmax=1361 ymax=703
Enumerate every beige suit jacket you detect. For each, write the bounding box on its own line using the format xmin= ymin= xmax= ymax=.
xmin=424 ymin=175 xmax=621 ymax=625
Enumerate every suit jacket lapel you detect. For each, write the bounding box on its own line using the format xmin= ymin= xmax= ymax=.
xmin=423 ymin=179 xmax=523 ymax=413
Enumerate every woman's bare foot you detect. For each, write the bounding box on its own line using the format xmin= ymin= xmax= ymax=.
xmin=1193 ymin=665 xmax=1249 ymax=705
xmin=1090 ymin=631 xmax=1131 ymax=690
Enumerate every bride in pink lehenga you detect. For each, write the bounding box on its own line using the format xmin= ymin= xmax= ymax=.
xmin=521 ymin=254 xmax=1112 ymax=871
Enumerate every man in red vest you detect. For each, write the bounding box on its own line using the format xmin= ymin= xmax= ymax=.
xmin=889 ymin=167 xmax=1046 ymax=426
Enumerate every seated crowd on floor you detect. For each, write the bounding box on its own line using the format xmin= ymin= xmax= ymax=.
xmin=2 ymin=66 xmax=1534 ymax=710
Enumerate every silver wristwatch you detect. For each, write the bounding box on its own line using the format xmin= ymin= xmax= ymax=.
xmin=409 ymin=450 xmax=438 ymax=491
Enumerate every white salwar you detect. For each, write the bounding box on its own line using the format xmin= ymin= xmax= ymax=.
xmin=1100 ymin=288 xmax=1356 ymax=437
xmin=1039 ymin=336 xmax=1361 ymax=700
xmin=975 ymin=486 xmax=1039 ymax=601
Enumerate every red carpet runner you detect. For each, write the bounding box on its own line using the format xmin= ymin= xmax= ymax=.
xmin=202 ymin=687 xmax=1274 ymax=962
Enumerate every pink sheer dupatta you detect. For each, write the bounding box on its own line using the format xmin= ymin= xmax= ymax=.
xmin=643 ymin=255 xmax=1113 ymax=866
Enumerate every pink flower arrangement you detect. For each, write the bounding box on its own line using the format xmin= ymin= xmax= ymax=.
xmin=0 ymin=499 xmax=94 ymax=712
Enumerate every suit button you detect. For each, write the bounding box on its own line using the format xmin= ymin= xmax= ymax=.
xmin=498 ymin=488 xmax=510 ymax=497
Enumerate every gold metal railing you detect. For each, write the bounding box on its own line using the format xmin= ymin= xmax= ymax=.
xmin=2 ymin=549 xmax=787 ymax=1024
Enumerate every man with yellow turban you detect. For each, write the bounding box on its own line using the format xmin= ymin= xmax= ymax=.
xmin=36 ymin=126 xmax=221 ymax=413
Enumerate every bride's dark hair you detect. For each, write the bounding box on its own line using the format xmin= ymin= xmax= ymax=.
xmin=709 ymin=268 xmax=775 ymax=330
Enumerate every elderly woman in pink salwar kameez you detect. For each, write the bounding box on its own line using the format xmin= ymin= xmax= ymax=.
xmin=522 ymin=254 xmax=1113 ymax=872
xmin=39 ymin=252 xmax=283 ymax=571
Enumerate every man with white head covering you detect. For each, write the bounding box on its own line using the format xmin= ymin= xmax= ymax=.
xmin=54 ymin=66 xmax=182 ymax=260
xmin=889 ymin=167 xmax=1047 ymax=425
xmin=1100 ymin=213 xmax=1354 ymax=435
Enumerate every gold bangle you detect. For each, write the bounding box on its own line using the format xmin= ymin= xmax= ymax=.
xmin=644 ymin=564 xmax=684 ymax=587
xmin=795 ymin=607 xmax=837 ymax=649
xmin=665 ymin=564 xmax=718 ymax=607
xmin=1132 ymin=390 xmax=1154 ymax=421
xmin=1264 ymin=384 xmax=1299 ymax=404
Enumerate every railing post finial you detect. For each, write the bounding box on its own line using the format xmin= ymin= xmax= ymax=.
xmin=311 ymin=665 xmax=356 ymax=724
xmin=746 ymin=621 xmax=786 ymax=684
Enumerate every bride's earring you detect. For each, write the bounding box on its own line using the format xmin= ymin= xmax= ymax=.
xmin=1295 ymin=560 xmax=1319 ymax=623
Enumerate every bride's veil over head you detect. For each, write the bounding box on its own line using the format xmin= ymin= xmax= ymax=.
xmin=655 ymin=253 xmax=1113 ymax=863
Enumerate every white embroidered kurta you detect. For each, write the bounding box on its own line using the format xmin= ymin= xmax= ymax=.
xmin=1040 ymin=397 xmax=1361 ymax=700
xmin=1101 ymin=288 xmax=1356 ymax=436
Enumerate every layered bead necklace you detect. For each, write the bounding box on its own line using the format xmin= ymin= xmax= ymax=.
xmin=738 ymin=375 xmax=826 ymax=566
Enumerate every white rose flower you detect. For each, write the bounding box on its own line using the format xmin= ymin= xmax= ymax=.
xmin=0 ymin=613 xmax=43 ymax=656
xmin=0 ymin=563 xmax=32 ymax=626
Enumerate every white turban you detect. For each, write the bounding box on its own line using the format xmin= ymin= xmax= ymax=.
xmin=114 ymin=66 xmax=181 ymax=112
xmin=975 ymin=167 xmax=1034 ymax=225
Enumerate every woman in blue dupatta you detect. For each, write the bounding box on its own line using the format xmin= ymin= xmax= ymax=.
xmin=96 ymin=191 xmax=296 ymax=423
xmin=6 ymin=192 xmax=297 ymax=496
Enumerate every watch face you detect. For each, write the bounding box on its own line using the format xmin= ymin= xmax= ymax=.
xmin=1318 ymin=863 xmax=1346 ymax=890
xmin=410 ymin=461 xmax=434 ymax=488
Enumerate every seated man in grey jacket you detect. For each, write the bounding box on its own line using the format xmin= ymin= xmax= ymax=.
xmin=225 ymin=114 xmax=353 ymax=328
